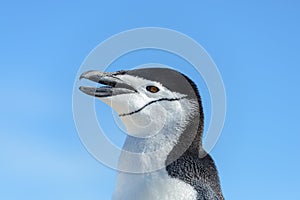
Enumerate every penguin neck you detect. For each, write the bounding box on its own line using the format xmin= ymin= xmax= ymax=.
xmin=118 ymin=98 xmax=202 ymax=171
xmin=166 ymin=99 xmax=205 ymax=167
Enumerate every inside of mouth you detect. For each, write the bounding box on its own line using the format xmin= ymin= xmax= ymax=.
xmin=98 ymin=85 xmax=113 ymax=88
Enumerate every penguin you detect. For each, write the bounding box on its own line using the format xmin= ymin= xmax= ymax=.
xmin=79 ymin=68 xmax=224 ymax=200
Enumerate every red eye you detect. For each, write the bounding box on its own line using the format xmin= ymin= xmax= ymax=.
xmin=146 ymin=86 xmax=159 ymax=93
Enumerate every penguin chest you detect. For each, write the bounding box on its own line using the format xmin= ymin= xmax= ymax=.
xmin=112 ymin=170 xmax=198 ymax=200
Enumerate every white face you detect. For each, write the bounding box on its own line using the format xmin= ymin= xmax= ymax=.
xmin=79 ymin=69 xmax=200 ymax=172
xmin=98 ymin=74 xmax=188 ymax=138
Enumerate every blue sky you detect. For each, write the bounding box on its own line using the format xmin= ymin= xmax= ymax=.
xmin=1 ymin=1 xmax=300 ymax=199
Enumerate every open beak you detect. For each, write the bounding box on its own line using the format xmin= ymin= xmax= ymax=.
xmin=79 ymin=70 xmax=136 ymax=97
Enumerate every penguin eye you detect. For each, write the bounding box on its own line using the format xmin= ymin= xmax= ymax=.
xmin=146 ymin=85 xmax=159 ymax=93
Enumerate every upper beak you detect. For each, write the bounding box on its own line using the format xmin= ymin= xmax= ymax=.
xmin=79 ymin=70 xmax=136 ymax=97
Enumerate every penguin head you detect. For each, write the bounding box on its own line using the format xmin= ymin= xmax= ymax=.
xmin=80 ymin=68 xmax=203 ymax=140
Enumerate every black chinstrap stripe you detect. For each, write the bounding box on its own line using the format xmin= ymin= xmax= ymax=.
xmin=119 ymin=97 xmax=184 ymax=117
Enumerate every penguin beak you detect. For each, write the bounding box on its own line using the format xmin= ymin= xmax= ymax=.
xmin=79 ymin=70 xmax=136 ymax=97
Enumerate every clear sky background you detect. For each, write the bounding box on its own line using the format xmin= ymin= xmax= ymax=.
xmin=1 ymin=1 xmax=300 ymax=199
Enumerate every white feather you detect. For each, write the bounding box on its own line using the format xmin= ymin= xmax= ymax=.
xmin=98 ymin=74 xmax=199 ymax=200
